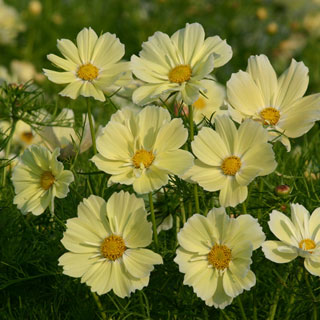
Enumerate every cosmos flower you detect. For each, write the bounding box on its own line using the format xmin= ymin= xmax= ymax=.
xmin=175 ymin=207 xmax=265 ymax=308
xmin=188 ymin=115 xmax=277 ymax=207
xmin=44 ymin=27 xmax=129 ymax=101
xmin=11 ymin=145 xmax=74 ymax=215
xmin=262 ymin=203 xmax=320 ymax=276
xmin=59 ymin=191 xmax=163 ymax=297
xmin=131 ymin=22 xmax=232 ymax=105
xmin=227 ymin=54 xmax=320 ymax=151
xmin=91 ymin=105 xmax=194 ymax=194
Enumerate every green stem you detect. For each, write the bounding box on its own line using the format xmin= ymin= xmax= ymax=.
xmin=237 ymin=296 xmax=247 ymax=320
xmin=148 ymin=192 xmax=159 ymax=251
xmin=188 ymin=105 xmax=200 ymax=214
xmin=180 ymin=198 xmax=186 ymax=225
xmin=92 ymin=292 xmax=107 ymax=320
xmin=258 ymin=178 xmax=264 ymax=221
xmin=268 ymin=270 xmax=289 ymax=320
xmin=87 ymin=99 xmax=97 ymax=155
xmin=305 ymin=268 xmax=318 ymax=320
xmin=242 ymin=201 xmax=247 ymax=215
xmin=2 ymin=120 xmax=16 ymax=187
xmin=284 ymin=265 xmax=303 ymax=320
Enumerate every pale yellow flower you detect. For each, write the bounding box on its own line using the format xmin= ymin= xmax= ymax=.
xmin=59 ymin=191 xmax=163 ymax=297
xmin=131 ymin=23 xmax=232 ymax=105
xmin=188 ymin=116 xmax=277 ymax=207
xmin=11 ymin=145 xmax=74 ymax=215
xmin=262 ymin=204 xmax=320 ymax=276
xmin=175 ymin=207 xmax=265 ymax=309
xmin=227 ymin=55 xmax=320 ymax=151
xmin=44 ymin=27 xmax=129 ymax=101
xmin=91 ymin=105 xmax=194 ymax=194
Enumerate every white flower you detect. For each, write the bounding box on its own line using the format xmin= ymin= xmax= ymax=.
xmin=11 ymin=145 xmax=74 ymax=215
xmin=188 ymin=115 xmax=277 ymax=207
xmin=40 ymin=108 xmax=92 ymax=158
xmin=59 ymin=191 xmax=163 ymax=297
xmin=43 ymin=27 xmax=129 ymax=101
xmin=174 ymin=207 xmax=265 ymax=309
xmin=262 ymin=204 xmax=320 ymax=276
xmin=91 ymin=105 xmax=194 ymax=194
xmin=0 ymin=0 xmax=25 ymax=45
xmin=227 ymin=54 xmax=320 ymax=151
xmin=131 ymin=22 xmax=232 ymax=105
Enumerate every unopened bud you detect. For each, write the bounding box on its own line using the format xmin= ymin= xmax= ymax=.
xmin=256 ymin=7 xmax=268 ymax=20
xmin=267 ymin=22 xmax=278 ymax=35
xmin=275 ymin=184 xmax=291 ymax=196
xmin=28 ymin=1 xmax=42 ymax=16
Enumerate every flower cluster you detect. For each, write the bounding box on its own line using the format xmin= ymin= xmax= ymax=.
xmin=5 ymin=22 xmax=320 ymax=311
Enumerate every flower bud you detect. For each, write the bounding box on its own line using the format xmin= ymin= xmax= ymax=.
xmin=275 ymin=184 xmax=291 ymax=196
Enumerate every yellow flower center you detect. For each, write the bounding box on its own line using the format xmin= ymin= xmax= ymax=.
xmin=221 ymin=156 xmax=241 ymax=176
xmin=168 ymin=65 xmax=192 ymax=83
xmin=40 ymin=171 xmax=55 ymax=190
xmin=20 ymin=131 xmax=34 ymax=144
xmin=260 ymin=107 xmax=280 ymax=125
xmin=193 ymin=97 xmax=206 ymax=110
xmin=77 ymin=63 xmax=99 ymax=81
xmin=208 ymin=244 xmax=232 ymax=270
xmin=299 ymin=239 xmax=316 ymax=252
xmin=101 ymin=235 xmax=126 ymax=261
xmin=132 ymin=149 xmax=155 ymax=169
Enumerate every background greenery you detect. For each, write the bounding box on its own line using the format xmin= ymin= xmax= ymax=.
xmin=1 ymin=0 xmax=320 ymax=319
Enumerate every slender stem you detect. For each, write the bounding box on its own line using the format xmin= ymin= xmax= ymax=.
xmin=2 ymin=120 xmax=16 ymax=187
xmin=180 ymin=198 xmax=186 ymax=225
xmin=86 ymin=98 xmax=97 ymax=155
xmin=138 ymin=292 xmax=145 ymax=317
xmin=148 ymin=192 xmax=159 ymax=250
xmin=242 ymin=201 xmax=247 ymax=214
xmin=237 ymin=296 xmax=247 ymax=320
xmin=258 ymin=178 xmax=264 ymax=221
xmin=305 ymin=268 xmax=318 ymax=320
xmin=188 ymin=104 xmax=200 ymax=214
xmin=268 ymin=270 xmax=289 ymax=320
xmin=92 ymin=292 xmax=107 ymax=320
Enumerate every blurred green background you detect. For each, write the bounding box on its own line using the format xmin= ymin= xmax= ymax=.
xmin=2 ymin=0 xmax=320 ymax=93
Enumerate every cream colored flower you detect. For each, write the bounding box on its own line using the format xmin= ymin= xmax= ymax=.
xmin=40 ymin=108 xmax=92 ymax=158
xmin=262 ymin=204 xmax=320 ymax=276
xmin=11 ymin=145 xmax=74 ymax=215
xmin=188 ymin=116 xmax=277 ymax=207
xmin=131 ymin=22 xmax=232 ymax=105
xmin=227 ymin=55 xmax=320 ymax=151
xmin=44 ymin=27 xmax=129 ymax=101
xmin=91 ymin=105 xmax=194 ymax=194
xmin=174 ymin=207 xmax=265 ymax=309
xmin=0 ymin=0 xmax=25 ymax=45
xmin=59 ymin=191 xmax=163 ymax=297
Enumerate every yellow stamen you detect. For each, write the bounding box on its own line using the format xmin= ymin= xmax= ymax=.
xmin=260 ymin=107 xmax=280 ymax=125
xmin=299 ymin=239 xmax=316 ymax=252
xmin=40 ymin=171 xmax=55 ymax=190
xmin=132 ymin=149 xmax=155 ymax=169
xmin=193 ymin=97 xmax=206 ymax=110
xmin=101 ymin=235 xmax=126 ymax=261
xmin=77 ymin=63 xmax=99 ymax=81
xmin=168 ymin=65 xmax=192 ymax=83
xmin=208 ymin=244 xmax=232 ymax=270
xmin=221 ymin=156 xmax=241 ymax=176
xmin=20 ymin=131 xmax=34 ymax=144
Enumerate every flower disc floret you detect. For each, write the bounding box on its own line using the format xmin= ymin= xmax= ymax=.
xmin=221 ymin=156 xmax=241 ymax=176
xmin=208 ymin=244 xmax=232 ymax=270
xmin=168 ymin=65 xmax=192 ymax=83
xmin=40 ymin=171 xmax=55 ymax=190
xmin=260 ymin=107 xmax=280 ymax=125
xmin=101 ymin=235 xmax=126 ymax=260
xmin=132 ymin=149 xmax=155 ymax=169
xmin=299 ymin=239 xmax=316 ymax=252
xmin=77 ymin=63 xmax=99 ymax=81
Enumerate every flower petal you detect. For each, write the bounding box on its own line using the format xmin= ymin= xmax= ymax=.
xmin=262 ymin=240 xmax=298 ymax=263
xmin=219 ymin=177 xmax=248 ymax=208
xmin=76 ymin=27 xmax=98 ymax=63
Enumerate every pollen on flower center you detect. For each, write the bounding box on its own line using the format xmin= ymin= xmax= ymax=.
xmin=208 ymin=244 xmax=232 ymax=270
xmin=193 ymin=97 xmax=206 ymax=110
xmin=299 ymin=238 xmax=316 ymax=252
xmin=260 ymin=107 xmax=280 ymax=125
xmin=21 ymin=131 xmax=34 ymax=144
xmin=101 ymin=235 xmax=126 ymax=261
xmin=77 ymin=63 xmax=99 ymax=81
xmin=40 ymin=171 xmax=55 ymax=190
xmin=168 ymin=65 xmax=192 ymax=83
xmin=221 ymin=156 xmax=241 ymax=176
xmin=132 ymin=149 xmax=155 ymax=169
